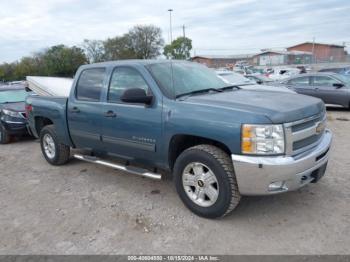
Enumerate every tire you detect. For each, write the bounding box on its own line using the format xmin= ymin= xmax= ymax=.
xmin=40 ymin=125 xmax=70 ymax=165
xmin=0 ymin=123 xmax=11 ymax=144
xmin=174 ymin=145 xmax=241 ymax=219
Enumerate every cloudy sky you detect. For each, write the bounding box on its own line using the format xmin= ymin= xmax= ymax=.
xmin=0 ymin=0 xmax=349 ymax=62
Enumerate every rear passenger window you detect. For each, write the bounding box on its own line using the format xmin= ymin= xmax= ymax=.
xmin=76 ymin=68 xmax=106 ymax=101
xmin=288 ymin=76 xmax=309 ymax=86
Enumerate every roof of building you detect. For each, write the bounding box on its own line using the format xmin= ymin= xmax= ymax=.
xmin=288 ymin=42 xmax=345 ymax=49
xmin=255 ymin=50 xmax=312 ymax=56
xmin=191 ymin=54 xmax=256 ymax=60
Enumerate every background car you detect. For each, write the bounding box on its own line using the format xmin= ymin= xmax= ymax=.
xmin=281 ymin=72 xmax=350 ymax=108
xmin=216 ymin=70 xmax=295 ymax=93
xmin=0 ymin=87 xmax=31 ymax=144
xmin=318 ymin=66 xmax=350 ymax=77
xmin=245 ymin=74 xmax=275 ymax=85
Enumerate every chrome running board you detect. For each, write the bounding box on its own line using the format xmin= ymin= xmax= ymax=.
xmin=73 ymin=154 xmax=162 ymax=180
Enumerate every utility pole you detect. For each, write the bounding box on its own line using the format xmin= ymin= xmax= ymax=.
xmin=168 ymin=9 xmax=173 ymax=44
xmin=182 ymin=25 xmax=186 ymax=38
xmin=311 ymin=37 xmax=315 ymax=64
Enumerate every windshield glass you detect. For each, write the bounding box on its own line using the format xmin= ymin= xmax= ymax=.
xmin=335 ymin=74 xmax=350 ymax=85
xmin=0 ymin=89 xmax=28 ymax=104
xmin=217 ymin=72 xmax=255 ymax=85
xmin=147 ymin=62 xmax=228 ymax=97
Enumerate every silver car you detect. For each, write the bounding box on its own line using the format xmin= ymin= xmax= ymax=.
xmin=281 ymin=72 xmax=350 ymax=108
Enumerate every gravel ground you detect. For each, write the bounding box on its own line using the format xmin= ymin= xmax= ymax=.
xmin=0 ymin=108 xmax=349 ymax=255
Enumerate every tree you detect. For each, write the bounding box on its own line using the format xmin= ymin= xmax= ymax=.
xmin=82 ymin=39 xmax=105 ymax=63
xmin=164 ymin=37 xmax=192 ymax=60
xmin=41 ymin=45 xmax=88 ymax=77
xmin=103 ymin=36 xmax=136 ymax=60
xmin=127 ymin=25 xmax=164 ymax=59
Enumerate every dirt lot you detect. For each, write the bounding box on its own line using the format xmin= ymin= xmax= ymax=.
xmin=0 ymin=108 xmax=349 ymax=255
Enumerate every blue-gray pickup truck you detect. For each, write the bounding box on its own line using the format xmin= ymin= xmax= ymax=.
xmin=26 ymin=60 xmax=332 ymax=218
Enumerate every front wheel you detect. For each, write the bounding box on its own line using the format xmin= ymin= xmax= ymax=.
xmin=40 ymin=125 xmax=70 ymax=165
xmin=174 ymin=145 xmax=241 ymax=218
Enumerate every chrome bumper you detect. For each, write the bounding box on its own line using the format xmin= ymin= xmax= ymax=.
xmin=232 ymin=129 xmax=332 ymax=195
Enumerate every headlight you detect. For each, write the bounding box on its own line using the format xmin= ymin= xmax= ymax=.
xmin=242 ymin=124 xmax=285 ymax=155
xmin=2 ymin=109 xmax=22 ymax=118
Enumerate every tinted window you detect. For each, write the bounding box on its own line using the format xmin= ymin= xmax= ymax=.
xmin=313 ymin=76 xmax=339 ymax=86
xmin=76 ymin=68 xmax=105 ymax=101
xmin=288 ymin=76 xmax=309 ymax=86
xmin=108 ymin=67 xmax=149 ymax=103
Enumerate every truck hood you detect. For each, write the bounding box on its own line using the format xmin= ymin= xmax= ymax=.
xmin=0 ymin=102 xmax=25 ymax=112
xmin=183 ymin=90 xmax=324 ymax=123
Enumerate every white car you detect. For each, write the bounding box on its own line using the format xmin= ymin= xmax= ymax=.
xmin=216 ymin=70 xmax=295 ymax=94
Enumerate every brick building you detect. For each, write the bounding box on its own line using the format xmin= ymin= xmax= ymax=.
xmin=191 ymin=54 xmax=255 ymax=68
xmin=287 ymin=42 xmax=347 ymax=63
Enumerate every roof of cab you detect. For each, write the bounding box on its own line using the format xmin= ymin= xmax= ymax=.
xmin=79 ymin=59 xmax=191 ymax=69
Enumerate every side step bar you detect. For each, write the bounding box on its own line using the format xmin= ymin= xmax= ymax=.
xmin=73 ymin=154 xmax=162 ymax=180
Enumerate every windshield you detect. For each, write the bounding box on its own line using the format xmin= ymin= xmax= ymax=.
xmin=147 ymin=62 xmax=228 ymax=98
xmin=0 ymin=89 xmax=28 ymax=104
xmin=217 ymin=72 xmax=255 ymax=85
xmin=335 ymin=74 xmax=350 ymax=85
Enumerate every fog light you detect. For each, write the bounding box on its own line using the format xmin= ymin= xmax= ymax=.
xmin=268 ymin=181 xmax=287 ymax=192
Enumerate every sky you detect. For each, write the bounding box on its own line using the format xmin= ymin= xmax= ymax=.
xmin=0 ymin=0 xmax=349 ymax=63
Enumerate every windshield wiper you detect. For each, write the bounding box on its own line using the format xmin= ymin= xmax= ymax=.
xmin=176 ymin=88 xmax=222 ymax=99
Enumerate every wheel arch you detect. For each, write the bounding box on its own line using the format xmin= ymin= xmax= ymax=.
xmin=168 ymin=134 xmax=232 ymax=171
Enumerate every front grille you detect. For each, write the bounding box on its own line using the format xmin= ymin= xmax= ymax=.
xmin=285 ymin=112 xmax=326 ymax=156
xmin=293 ymin=133 xmax=323 ymax=151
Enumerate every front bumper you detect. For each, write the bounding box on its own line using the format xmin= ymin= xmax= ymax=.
xmin=232 ymin=129 xmax=332 ymax=195
xmin=0 ymin=118 xmax=28 ymax=136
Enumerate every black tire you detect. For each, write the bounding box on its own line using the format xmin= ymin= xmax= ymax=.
xmin=40 ymin=125 xmax=70 ymax=165
xmin=174 ymin=145 xmax=241 ymax=219
xmin=0 ymin=123 xmax=11 ymax=144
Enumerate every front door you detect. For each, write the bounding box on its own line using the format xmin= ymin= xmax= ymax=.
xmin=102 ymin=66 xmax=162 ymax=164
xmin=67 ymin=67 xmax=106 ymax=149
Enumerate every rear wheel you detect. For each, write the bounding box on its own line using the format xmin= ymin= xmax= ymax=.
xmin=174 ymin=145 xmax=241 ymax=218
xmin=0 ymin=124 xmax=11 ymax=144
xmin=40 ymin=125 xmax=70 ymax=165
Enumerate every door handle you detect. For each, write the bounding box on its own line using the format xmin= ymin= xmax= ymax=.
xmin=70 ymin=107 xmax=80 ymax=113
xmin=104 ymin=110 xmax=117 ymax=118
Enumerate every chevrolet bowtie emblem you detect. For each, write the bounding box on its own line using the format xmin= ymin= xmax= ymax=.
xmin=316 ymin=121 xmax=326 ymax=135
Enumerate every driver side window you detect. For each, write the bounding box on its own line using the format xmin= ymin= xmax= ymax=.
xmin=313 ymin=76 xmax=339 ymax=87
xmin=108 ymin=67 xmax=149 ymax=103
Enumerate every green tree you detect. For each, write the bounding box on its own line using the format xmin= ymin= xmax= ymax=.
xmin=103 ymin=36 xmax=136 ymax=60
xmin=41 ymin=45 xmax=88 ymax=77
xmin=164 ymin=37 xmax=192 ymax=60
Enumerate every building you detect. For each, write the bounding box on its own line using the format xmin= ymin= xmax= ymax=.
xmin=253 ymin=50 xmax=312 ymax=66
xmin=287 ymin=42 xmax=347 ymax=63
xmin=191 ymin=54 xmax=255 ymax=68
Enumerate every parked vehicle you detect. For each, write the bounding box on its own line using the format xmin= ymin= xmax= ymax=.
xmin=319 ymin=66 xmax=350 ymax=76
xmin=245 ymin=74 xmax=275 ymax=85
xmin=266 ymin=67 xmax=301 ymax=81
xmin=281 ymin=72 xmax=350 ymax=108
xmin=216 ymin=70 xmax=294 ymax=93
xmin=26 ymin=60 xmax=332 ymax=218
xmin=0 ymin=87 xmax=30 ymax=144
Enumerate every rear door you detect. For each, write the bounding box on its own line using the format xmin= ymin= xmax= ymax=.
xmin=311 ymin=75 xmax=349 ymax=106
xmin=67 ymin=67 xmax=107 ymax=149
xmin=286 ymin=76 xmax=314 ymax=96
xmin=101 ymin=66 xmax=162 ymax=164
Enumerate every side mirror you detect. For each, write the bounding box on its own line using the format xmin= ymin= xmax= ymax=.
xmin=121 ymin=88 xmax=153 ymax=104
xmin=256 ymin=80 xmax=263 ymax=85
xmin=333 ymin=83 xmax=344 ymax=89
